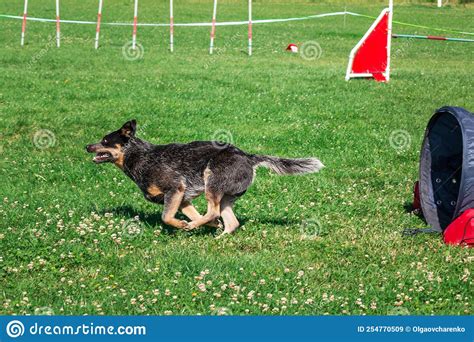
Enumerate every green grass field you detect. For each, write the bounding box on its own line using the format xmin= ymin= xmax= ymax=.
xmin=0 ymin=0 xmax=473 ymax=316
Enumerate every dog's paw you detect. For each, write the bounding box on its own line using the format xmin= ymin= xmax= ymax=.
xmin=206 ymin=219 xmax=223 ymax=229
xmin=183 ymin=221 xmax=198 ymax=231
xmin=176 ymin=220 xmax=192 ymax=230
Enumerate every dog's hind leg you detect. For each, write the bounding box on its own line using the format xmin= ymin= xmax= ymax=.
xmin=180 ymin=201 xmax=221 ymax=228
xmin=162 ymin=189 xmax=189 ymax=230
xmin=180 ymin=201 xmax=202 ymax=221
xmin=219 ymin=195 xmax=240 ymax=236
xmin=186 ymin=192 xmax=223 ymax=230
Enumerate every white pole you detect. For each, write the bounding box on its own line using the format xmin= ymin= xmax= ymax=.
xmin=21 ymin=0 xmax=28 ymax=46
xmin=95 ymin=0 xmax=103 ymax=49
xmin=248 ymin=0 xmax=252 ymax=56
xmin=437 ymin=0 xmax=442 ymax=7
xmin=132 ymin=0 xmax=138 ymax=50
xmin=209 ymin=0 xmax=217 ymax=54
xmin=170 ymin=0 xmax=174 ymax=52
xmin=386 ymin=0 xmax=393 ymax=82
xmin=56 ymin=0 xmax=60 ymax=48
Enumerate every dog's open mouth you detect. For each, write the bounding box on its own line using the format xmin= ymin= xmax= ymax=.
xmin=93 ymin=151 xmax=112 ymax=163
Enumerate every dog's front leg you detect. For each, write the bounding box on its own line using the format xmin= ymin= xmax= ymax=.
xmin=180 ymin=201 xmax=222 ymax=228
xmin=162 ymin=189 xmax=189 ymax=230
xmin=186 ymin=192 xmax=223 ymax=230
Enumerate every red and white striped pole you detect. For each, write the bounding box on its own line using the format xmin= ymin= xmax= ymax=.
xmin=170 ymin=0 xmax=174 ymax=52
xmin=248 ymin=0 xmax=252 ymax=56
xmin=209 ymin=0 xmax=217 ymax=54
xmin=55 ymin=0 xmax=60 ymax=48
xmin=20 ymin=0 xmax=28 ymax=46
xmin=132 ymin=0 xmax=138 ymax=50
xmin=95 ymin=0 xmax=103 ymax=49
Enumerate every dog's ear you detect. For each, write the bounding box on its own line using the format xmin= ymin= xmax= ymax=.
xmin=120 ymin=120 xmax=137 ymax=137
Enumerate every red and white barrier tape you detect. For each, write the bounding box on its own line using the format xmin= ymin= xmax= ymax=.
xmin=1 ymin=11 xmax=350 ymax=27
xmin=4 ymin=10 xmax=473 ymax=37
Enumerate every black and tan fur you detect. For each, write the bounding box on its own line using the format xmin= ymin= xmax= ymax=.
xmin=86 ymin=120 xmax=324 ymax=236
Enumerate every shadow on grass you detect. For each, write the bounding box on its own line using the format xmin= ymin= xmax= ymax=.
xmin=99 ymin=205 xmax=301 ymax=236
xmin=403 ymin=201 xmax=425 ymax=222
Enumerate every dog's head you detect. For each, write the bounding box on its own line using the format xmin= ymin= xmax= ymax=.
xmin=86 ymin=120 xmax=136 ymax=165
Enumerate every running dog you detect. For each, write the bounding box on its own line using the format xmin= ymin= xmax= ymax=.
xmin=86 ymin=120 xmax=324 ymax=236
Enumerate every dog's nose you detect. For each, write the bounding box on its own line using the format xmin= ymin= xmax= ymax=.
xmin=86 ymin=144 xmax=93 ymax=152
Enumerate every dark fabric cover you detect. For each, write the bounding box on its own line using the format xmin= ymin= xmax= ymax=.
xmin=419 ymin=106 xmax=474 ymax=232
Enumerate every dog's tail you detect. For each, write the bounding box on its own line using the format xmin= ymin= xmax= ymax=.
xmin=252 ymin=154 xmax=324 ymax=175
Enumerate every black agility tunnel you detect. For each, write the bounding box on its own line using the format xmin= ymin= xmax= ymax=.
xmin=419 ymin=106 xmax=474 ymax=232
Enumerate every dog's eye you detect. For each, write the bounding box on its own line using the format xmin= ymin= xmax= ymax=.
xmin=103 ymin=139 xmax=108 ymax=144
